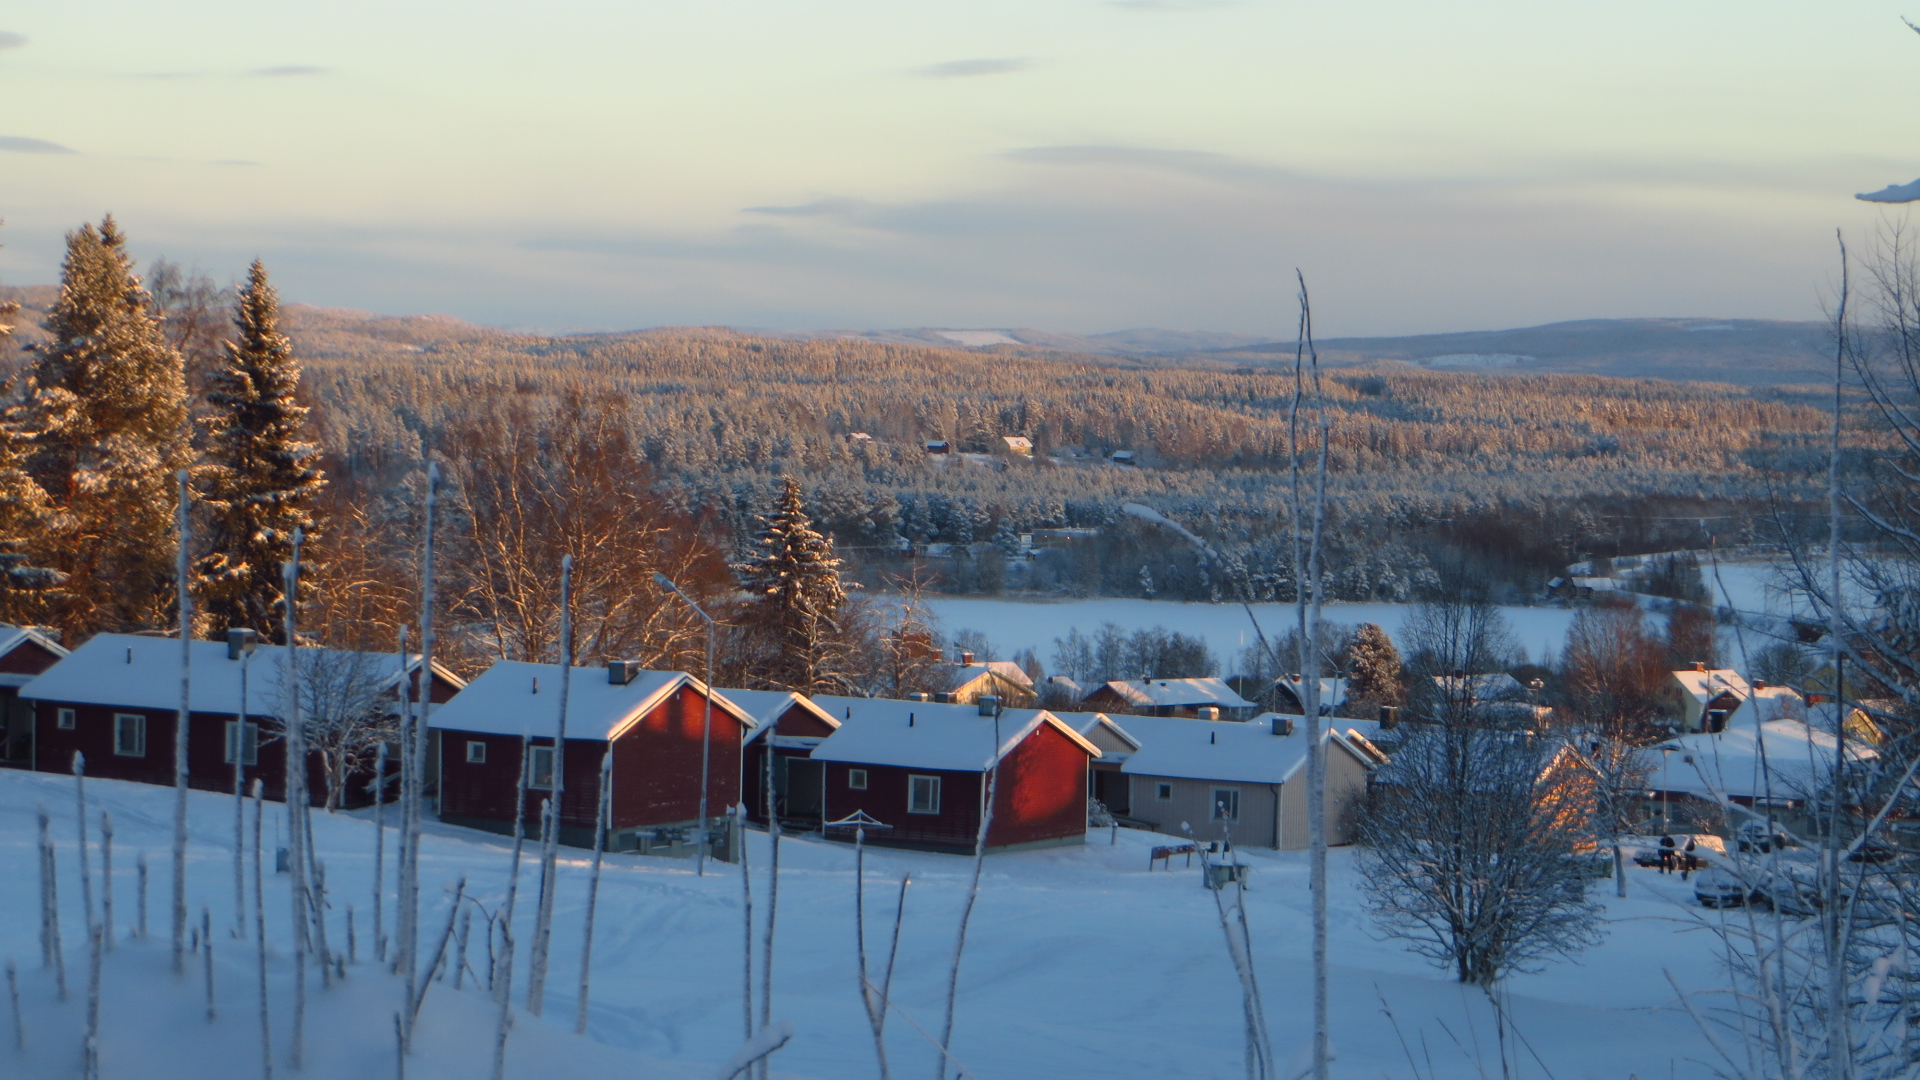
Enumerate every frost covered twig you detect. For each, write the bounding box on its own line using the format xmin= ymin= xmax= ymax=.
xmin=575 ymin=750 xmax=612 ymax=1035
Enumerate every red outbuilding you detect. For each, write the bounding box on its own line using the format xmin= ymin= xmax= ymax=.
xmin=22 ymin=631 xmax=463 ymax=806
xmin=0 ymin=625 xmax=70 ymax=768
xmin=807 ymin=696 xmax=1100 ymax=853
xmin=429 ymin=660 xmax=756 ymax=859
xmin=728 ymin=688 xmax=842 ymax=830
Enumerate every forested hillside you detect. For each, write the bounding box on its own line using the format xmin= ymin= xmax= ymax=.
xmin=0 ymin=289 xmax=1856 ymax=603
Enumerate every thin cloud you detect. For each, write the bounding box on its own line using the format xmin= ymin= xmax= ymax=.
xmin=746 ymin=197 xmax=874 ymax=217
xmin=249 ymin=65 xmax=327 ymax=77
xmin=916 ymin=57 xmax=1030 ymax=79
xmin=1107 ymin=1 xmax=1241 ymax=9
xmin=0 ymin=32 xmax=26 ymax=50
xmin=0 ymin=136 xmax=76 ymax=154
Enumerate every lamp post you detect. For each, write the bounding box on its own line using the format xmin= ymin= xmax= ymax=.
xmin=1659 ymin=745 xmax=1676 ymax=829
xmin=655 ymin=572 xmax=717 ymax=877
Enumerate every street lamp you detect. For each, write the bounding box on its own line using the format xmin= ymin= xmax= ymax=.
xmin=654 ymin=572 xmax=717 ymax=877
xmin=1659 ymin=745 xmax=1676 ymax=829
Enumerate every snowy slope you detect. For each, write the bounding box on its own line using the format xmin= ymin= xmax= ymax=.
xmin=0 ymin=768 xmax=1733 ymax=1079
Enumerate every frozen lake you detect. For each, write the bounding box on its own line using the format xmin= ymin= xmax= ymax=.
xmin=914 ymin=596 xmax=1579 ymax=672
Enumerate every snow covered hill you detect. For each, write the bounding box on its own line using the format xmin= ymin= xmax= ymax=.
xmin=0 ymin=768 xmax=1731 ymax=1078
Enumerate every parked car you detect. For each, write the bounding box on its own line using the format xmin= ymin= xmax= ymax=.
xmin=1695 ymin=867 xmax=1756 ymax=909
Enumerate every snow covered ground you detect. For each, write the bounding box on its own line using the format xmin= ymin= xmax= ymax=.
xmin=0 ymin=768 xmax=1745 ymax=1079
xmin=918 ymin=597 xmax=1580 ymax=671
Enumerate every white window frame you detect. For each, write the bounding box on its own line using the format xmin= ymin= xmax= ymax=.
xmin=56 ymin=707 xmax=76 ymax=730
xmin=224 ymin=720 xmax=259 ymax=766
xmin=1211 ymin=787 xmax=1240 ymax=822
xmin=528 ymin=745 xmax=556 ymax=790
xmin=1155 ymin=782 xmax=1173 ymax=801
xmin=907 ymin=774 xmax=941 ymax=815
xmin=466 ymin=740 xmax=488 ymax=764
xmin=113 ymin=713 xmax=146 ymax=758
xmin=848 ymin=768 xmax=868 ymax=791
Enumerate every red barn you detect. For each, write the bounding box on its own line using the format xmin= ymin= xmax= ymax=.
xmin=0 ymin=626 xmax=69 ymax=768
xmin=429 ymin=660 xmax=756 ymax=859
xmin=727 ymin=688 xmax=841 ymax=830
xmin=807 ymin=696 xmax=1100 ymax=853
xmin=22 ymin=632 xmax=462 ymax=806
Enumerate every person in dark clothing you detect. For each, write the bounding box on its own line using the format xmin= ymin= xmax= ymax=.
xmin=1681 ymin=837 xmax=1697 ymax=880
xmin=1659 ymin=834 xmax=1676 ymax=874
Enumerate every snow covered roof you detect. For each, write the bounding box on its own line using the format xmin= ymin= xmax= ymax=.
xmin=427 ymin=661 xmax=754 ymax=740
xmin=20 ymin=632 xmax=460 ymax=717
xmin=1118 ymin=714 xmax=1377 ymax=785
xmin=1085 ymin=678 xmax=1252 ymax=710
xmin=1046 ymin=710 xmax=1141 ymax=756
xmin=0 ymin=624 xmax=66 ymax=688
xmin=807 ymin=696 xmax=1099 ymax=771
xmin=1670 ymin=668 xmax=1750 ymax=705
xmin=724 ymin=688 xmax=840 ymax=744
xmin=934 ymin=661 xmax=1034 ymax=693
xmin=1428 ymin=673 xmax=1525 ymax=701
xmin=1648 ymin=718 xmax=1875 ymax=801
xmin=1725 ymin=685 xmax=1804 ymax=727
xmin=1271 ymin=676 xmax=1347 ymax=711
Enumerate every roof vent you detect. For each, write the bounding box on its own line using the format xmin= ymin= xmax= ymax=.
xmin=960 ymin=651 xmax=975 ymax=666
xmin=978 ymin=695 xmax=1000 ymax=716
xmin=1378 ymin=705 xmax=1399 ymax=730
xmin=608 ymin=660 xmax=640 ymax=686
xmin=933 ymin=692 xmax=954 ymax=704
xmin=907 ymin=692 xmax=929 ymax=702
xmin=227 ymin=628 xmax=258 ymax=661
xmin=1200 ymin=706 xmax=1219 ymax=721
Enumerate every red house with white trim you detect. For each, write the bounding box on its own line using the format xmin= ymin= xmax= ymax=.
xmin=429 ymin=660 xmax=756 ymax=859
xmin=0 ymin=625 xmax=69 ymax=768
xmin=21 ymin=631 xmax=462 ymax=806
xmin=807 ymin=695 xmax=1100 ymax=853
xmin=728 ymin=688 xmax=841 ymax=829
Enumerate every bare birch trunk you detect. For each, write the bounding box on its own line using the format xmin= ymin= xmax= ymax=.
xmin=174 ymin=470 xmax=193 ymax=976
xmin=203 ymin=908 xmax=216 ymax=1021
xmin=759 ymin=745 xmax=781 ymax=1080
xmin=136 ymin=854 xmax=147 ymax=943
xmin=252 ymin=780 xmax=274 ymax=1080
xmin=408 ymin=464 xmax=440 ymax=1015
xmin=372 ymin=740 xmax=387 ymax=963
xmin=527 ymin=556 xmax=572 ymax=1017
xmin=38 ymin=806 xmax=66 ymax=998
xmin=936 ymin=761 xmax=998 ymax=1080
xmin=281 ymin=548 xmax=309 ymax=1069
xmin=739 ymin=803 xmax=754 ymax=1049
xmin=235 ymin=652 xmax=250 ymax=939
xmin=1826 ymin=235 xmax=1852 ymax=1080
xmin=100 ymin=813 xmax=113 ymax=951
xmin=74 ymin=753 xmax=95 ymax=940
xmin=488 ymin=738 xmax=528 ymax=1080
xmin=84 ymin=925 xmax=101 ymax=1080
xmin=575 ymin=750 xmax=612 ymax=1035
xmin=393 ymin=623 xmax=411 ymax=975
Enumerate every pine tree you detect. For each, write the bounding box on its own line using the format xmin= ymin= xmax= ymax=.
xmin=18 ymin=217 xmax=190 ymax=634
xmin=735 ymin=476 xmax=854 ymax=693
xmin=194 ymin=261 xmax=325 ymax=638
xmin=1346 ymin=622 xmax=1404 ymax=708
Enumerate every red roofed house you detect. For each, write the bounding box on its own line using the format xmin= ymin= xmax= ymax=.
xmin=730 ymin=688 xmax=842 ymax=830
xmin=808 ymin=695 xmax=1100 ymax=853
xmin=430 ymin=660 xmax=756 ymax=859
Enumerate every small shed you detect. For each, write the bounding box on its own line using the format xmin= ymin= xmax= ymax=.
xmin=924 ymin=440 xmax=952 ymax=454
xmin=1080 ymin=677 xmax=1255 ymax=719
xmin=1120 ymin=713 xmax=1381 ymax=849
xmin=22 ymin=632 xmax=461 ymax=806
xmin=808 ymin=696 xmax=1100 ymax=853
xmin=730 ymin=688 xmax=841 ymax=828
xmin=431 ymin=661 xmax=756 ymax=857
xmin=0 ymin=626 xmax=68 ymax=768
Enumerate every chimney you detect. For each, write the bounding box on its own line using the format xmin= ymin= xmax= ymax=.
xmin=907 ymin=691 xmax=929 ymax=702
xmin=607 ymin=660 xmax=639 ymax=686
xmin=961 ymin=651 xmax=975 ymax=666
xmin=1694 ymin=661 xmax=1706 ymax=672
xmin=1289 ymin=673 xmax=1302 ymax=683
xmin=978 ymin=695 xmax=1001 ymax=716
xmin=1200 ymin=706 xmax=1219 ymax=721
xmin=227 ymin=627 xmax=258 ymax=661
xmin=1274 ymin=716 xmax=1295 ymax=736
xmin=1754 ymin=680 xmax=1767 ymax=691
xmin=1379 ymin=705 xmax=1399 ymax=730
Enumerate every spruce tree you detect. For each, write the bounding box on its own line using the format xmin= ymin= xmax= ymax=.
xmin=20 ymin=217 xmax=189 ymax=634
xmin=1346 ymin=622 xmax=1404 ymax=708
xmin=194 ymin=261 xmax=325 ymax=638
xmin=0 ymin=228 xmax=67 ymax=623
xmin=735 ymin=476 xmax=853 ymax=693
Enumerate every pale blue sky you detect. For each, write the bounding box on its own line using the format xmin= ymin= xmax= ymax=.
xmin=0 ymin=1 xmax=1914 ymax=336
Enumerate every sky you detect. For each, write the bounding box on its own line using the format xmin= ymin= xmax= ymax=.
xmin=1 ymin=1 xmax=1917 ymax=338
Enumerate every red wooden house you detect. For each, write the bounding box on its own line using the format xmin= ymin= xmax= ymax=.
xmin=0 ymin=626 xmax=69 ymax=768
xmin=728 ymin=688 xmax=841 ymax=829
xmin=807 ymin=695 xmax=1100 ymax=853
xmin=430 ymin=660 xmax=757 ymax=858
xmin=22 ymin=632 xmax=463 ymax=806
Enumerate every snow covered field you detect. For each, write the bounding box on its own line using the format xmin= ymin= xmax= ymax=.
xmin=918 ymin=597 xmax=1580 ymax=671
xmin=0 ymin=768 xmax=1740 ymax=1079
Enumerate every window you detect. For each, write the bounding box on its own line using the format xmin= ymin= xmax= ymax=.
xmin=1211 ymin=788 xmax=1240 ymax=823
xmin=848 ymin=768 xmax=868 ymax=791
xmin=113 ymin=714 xmax=146 ymax=758
xmin=908 ymin=774 xmax=941 ymax=815
xmin=528 ymin=746 xmax=555 ymax=790
xmin=466 ymin=741 xmax=488 ymax=764
xmin=56 ymin=707 xmax=75 ymax=730
xmin=1156 ymin=782 xmax=1173 ymax=801
xmin=224 ymin=721 xmax=259 ymax=766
